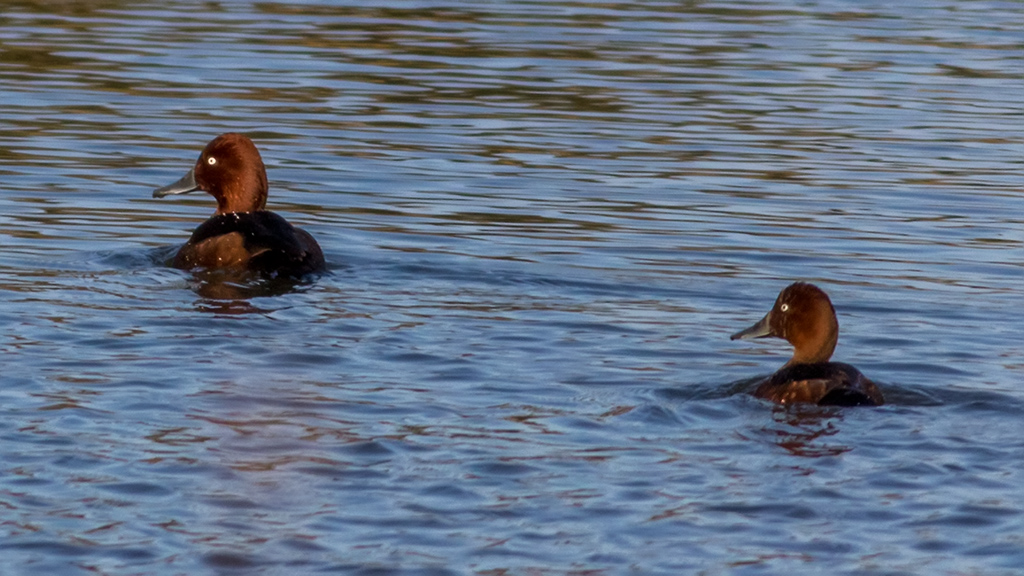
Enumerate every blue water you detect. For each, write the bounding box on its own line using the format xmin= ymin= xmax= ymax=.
xmin=1 ymin=1 xmax=1022 ymax=574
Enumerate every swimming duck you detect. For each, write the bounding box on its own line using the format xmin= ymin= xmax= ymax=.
xmin=731 ymin=282 xmax=884 ymax=406
xmin=153 ymin=133 xmax=325 ymax=277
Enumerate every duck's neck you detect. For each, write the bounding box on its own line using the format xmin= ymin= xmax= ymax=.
xmin=785 ymin=317 xmax=838 ymax=366
xmin=214 ymin=189 xmax=268 ymax=215
xmin=213 ymin=168 xmax=269 ymax=215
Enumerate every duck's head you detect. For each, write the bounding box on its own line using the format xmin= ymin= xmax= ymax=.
xmin=153 ymin=133 xmax=269 ymax=215
xmin=731 ymin=282 xmax=840 ymax=365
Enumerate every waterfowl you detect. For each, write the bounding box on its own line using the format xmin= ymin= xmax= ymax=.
xmin=153 ymin=133 xmax=325 ymax=277
xmin=731 ymin=282 xmax=884 ymax=406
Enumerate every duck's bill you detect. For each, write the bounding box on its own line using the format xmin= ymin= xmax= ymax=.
xmin=730 ymin=312 xmax=772 ymax=340
xmin=153 ymin=168 xmax=200 ymax=198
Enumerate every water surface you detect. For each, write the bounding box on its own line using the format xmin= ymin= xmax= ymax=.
xmin=1 ymin=1 xmax=1022 ymax=574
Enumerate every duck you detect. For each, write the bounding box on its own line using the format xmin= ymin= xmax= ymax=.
xmin=153 ymin=133 xmax=325 ymax=277
xmin=730 ymin=282 xmax=884 ymax=406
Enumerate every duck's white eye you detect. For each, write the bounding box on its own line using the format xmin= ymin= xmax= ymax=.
xmin=207 ymin=156 xmax=217 ymax=165
xmin=780 ymin=303 xmax=790 ymax=312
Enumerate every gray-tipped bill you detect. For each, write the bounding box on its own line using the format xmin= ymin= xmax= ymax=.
xmin=730 ymin=311 xmax=772 ymax=340
xmin=153 ymin=168 xmax=200 ymax=198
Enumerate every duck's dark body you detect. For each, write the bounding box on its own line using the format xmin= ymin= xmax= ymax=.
xmin=752 ymin=361 xmax=884 ymax=407
xmin=174 ymin=211 xmax=324 ymax=277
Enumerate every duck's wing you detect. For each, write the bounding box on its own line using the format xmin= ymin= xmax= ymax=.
xmin=818 ymin=386 xmax=881 ymax=407
xmin=243 ymin=214 xmax=324 ymax=276
xmin=753 ymin=375 xmax=830 ymax=404
xmin=818 ymin=362 xmax=884 ymax=406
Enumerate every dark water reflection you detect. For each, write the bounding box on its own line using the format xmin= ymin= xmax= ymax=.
xmin=2 ymin=0 xmax=1023 ymax=574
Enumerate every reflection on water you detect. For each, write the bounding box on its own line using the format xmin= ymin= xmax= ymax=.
xmin=183 ymin=268 xmax=324 ymax=304
xmin=1 ymin=0 xmax=1022 ymax=574
xmin=762 ymin=408 xmax=851 ymax=458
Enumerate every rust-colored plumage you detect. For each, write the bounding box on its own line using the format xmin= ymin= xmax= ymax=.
xmin=731 ymin=282 xmax=883 ymax=406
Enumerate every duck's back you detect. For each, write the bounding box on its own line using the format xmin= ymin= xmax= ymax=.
xmin=753 ymin=362 xmax=884 ymax=407
xmin=174 ymin=211 xmax=325 ymax=277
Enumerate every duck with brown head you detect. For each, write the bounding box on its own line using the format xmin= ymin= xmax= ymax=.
xmin=153 ymin=133 xmax=325 ymax=277
xmin=731 ymin=282 xmax=884 ymax=406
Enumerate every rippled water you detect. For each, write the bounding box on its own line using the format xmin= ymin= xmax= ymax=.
xmin=1 ymin=1 xmax=1022 ymax=574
